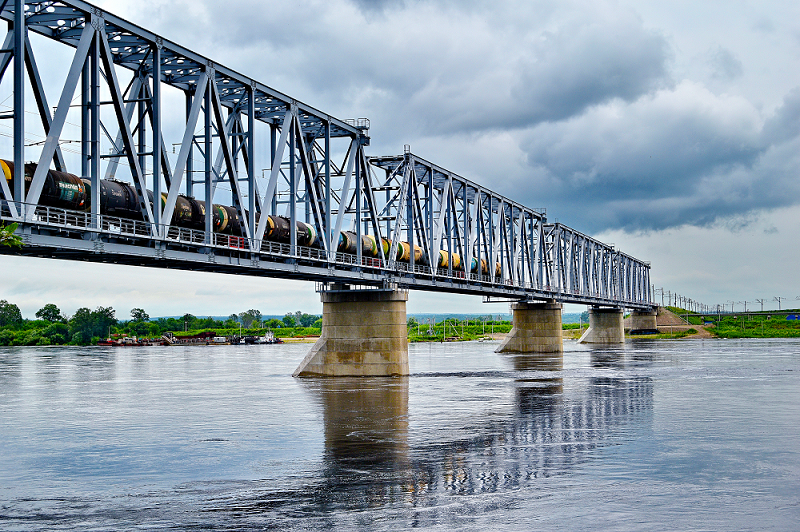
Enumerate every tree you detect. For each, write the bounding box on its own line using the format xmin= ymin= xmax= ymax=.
xmin=0 ymin=223 xmax=22 ymax=249
xmin=36 ymin=303 xmax=63 ymax=322
xmin=181 ymin=313 xmax=196 ymax=331
xmin=93 ymin=307 xmax=116 ymax=332
xmin=239 ymin=309 xmax=262 ymax=328
xmin=0 ymin=300 xmax=23 ymax=327
xmin=69 ymin=306 xmax=116 ymax=342
xmin=130 ymin=308 xmax=150 ymax=322
xmin=301 ymin=313 xmax=320 ymax=327
xmin=282 ymin=313 xmax=297 ymax=328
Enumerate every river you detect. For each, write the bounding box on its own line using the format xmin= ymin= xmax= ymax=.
xmin=0 ymin=338 xmax=798 ymax=530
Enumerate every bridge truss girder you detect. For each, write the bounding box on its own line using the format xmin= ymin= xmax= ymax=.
xmin=0 ymin=0 xmax=653 ymax=310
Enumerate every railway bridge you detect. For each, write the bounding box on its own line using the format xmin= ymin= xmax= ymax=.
xmin=0 ymin=0 xmax=656 ymax=376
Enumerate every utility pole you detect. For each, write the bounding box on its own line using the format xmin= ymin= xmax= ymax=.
xmin=774 ymin=296 xmax=786 ymax=311
xmin=727 ymin=300 xmax=735 ymax=313
xmin=739 ymin=301 xmax=748 ymax=312
xmin=756 ymin=298 xmax=766 ymax=312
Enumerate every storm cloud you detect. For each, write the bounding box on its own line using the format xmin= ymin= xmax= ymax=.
xmin=517 ymin=81 xmax=800 ymax=231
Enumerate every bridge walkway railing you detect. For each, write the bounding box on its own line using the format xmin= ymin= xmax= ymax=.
xmin=0 ymin=200 xmax=653 ymax=308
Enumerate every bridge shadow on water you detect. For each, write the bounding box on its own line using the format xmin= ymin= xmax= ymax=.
xmin=216 ymin=348 xmax=654 ymax=528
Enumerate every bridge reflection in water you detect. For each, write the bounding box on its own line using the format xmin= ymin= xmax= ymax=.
xmin=236 ymin=352 xmax=653 ymax=522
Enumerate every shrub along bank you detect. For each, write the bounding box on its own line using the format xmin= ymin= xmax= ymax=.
xmin=0 ymin=300 xmax=323 ymax=346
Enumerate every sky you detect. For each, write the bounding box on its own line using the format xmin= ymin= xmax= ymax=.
xmin=1 ymin=0 xmax=798 ymax=319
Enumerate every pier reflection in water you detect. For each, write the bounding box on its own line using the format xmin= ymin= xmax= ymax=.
xmin=225 ymin=347 xmax=654 ymax=526
xmin=508 ymin=352 xmax=564 ymax=415
xmin=310 ymin=377 xmax=412 ymax=510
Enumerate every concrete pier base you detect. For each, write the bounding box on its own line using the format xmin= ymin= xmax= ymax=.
xmin=629 ymin=309 xmax=658 ymax=334
xmin=496 ymin=300 xmax=563 ymax=354
xmin=579 ymin=307 xmax=625 ymax=344
xmin=293 ymin=288 xmax=409 ymax=377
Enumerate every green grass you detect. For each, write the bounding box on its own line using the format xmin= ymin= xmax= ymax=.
xmin=407 ymin=321 xmax=512 ymax=342
xmin=707 ymin=316 xmax=800 ymax=338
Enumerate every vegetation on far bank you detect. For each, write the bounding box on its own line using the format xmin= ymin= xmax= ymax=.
xmin=665 ymin=306 xmax=800 ymax=338
xmin=0 ymin=301 xmax=323 ymax=346
xmin=406 ymin=316 xmax=512 ymax=342
xmin=4 ymin=299 xmax=800 ymax=347
xmin=0 ymin=300 xmax=596 ymax=346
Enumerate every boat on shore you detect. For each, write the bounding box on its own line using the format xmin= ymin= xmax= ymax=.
xmin=97 ymin=336 xmax=170 ymax=347
xmin=98 ymin=330 xmax=284 ymax=346
xmin=248 ymin=331 xmax=283 ymax=344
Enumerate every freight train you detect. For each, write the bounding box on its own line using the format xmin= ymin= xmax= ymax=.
xmin=1 ymin=159 xmax=498 ymax=275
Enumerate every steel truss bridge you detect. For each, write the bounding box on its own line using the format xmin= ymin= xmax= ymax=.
xmin=0 ymin=0 xmax=653 ymax=310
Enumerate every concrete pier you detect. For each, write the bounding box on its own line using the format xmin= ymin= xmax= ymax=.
xmin=579 ymin=307 xmax=625 ymax=344
xmin=496 ymin=300 xmax=563 ymax=354
xmin=628 ymin=308 xmax=658 ymax=334
xmin=293 ymin=287 xmax=409 ymax=377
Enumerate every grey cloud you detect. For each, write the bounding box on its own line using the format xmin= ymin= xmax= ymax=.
xmin=709 ymin=47 xmax=743 ymax=81
xmin=751 ymin=17 xmax=775 ymax=33
xmin=133 ymin=0 xmax=670 ymax=137
xmin=507 ymin=13 xmax=670 ymax=127
xmin=350 ymin=0 xmax=407 ymax=15
xmin=761 ymin=87 xmax=800 ymax=145
xmin=514 ymin=83 xmax=800 ymax=233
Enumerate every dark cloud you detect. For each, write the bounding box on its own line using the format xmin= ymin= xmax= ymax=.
xmin=129 ymin=0 xmax=669 ymax=137
xmin=513 ymin=83 xmax=800 ymax=233
xmin=762 ymin=87 xmax=800 ymax=145
xmin=349 ymin=0 xmax=407 ymax=15
xmin=507 ymin=13 xmax=669 ymax=126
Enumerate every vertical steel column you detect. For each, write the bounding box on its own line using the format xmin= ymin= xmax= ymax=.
xmin=446 ymin=183 xmax=453 ymax=278
xmin=81 ymin=57 xmax=90 ymax=178
xmin=427 ymin=166 xmax=433 ymax=266
xmin=405 ymin=153 xmax=413 ymax=269
xmin=355 ymin=143 xmax=362 ymax=264
xmin=288 ymin=115 xmax=296 ymax=255
xmin=303 ymin=132 xmax=311 ymax=226
xmin=526 ymin=213 xmax=534 ymax=287
xmin=475 ymin=191 xmax=483 ymax=280
xmin=137 ymin=73 xmax=146 ymax=204
xmin=270 ymin=123 xmax=277 ymax=214
xmin=553 ymin=222 xmax=561 ymax=293
xmin=462 ymin=183 xmax=468 ymax=276
xmin=324 ymin=119 xmax=330 ymax=254
xmin=230 ymin=109 xmax=239 ymax=212
xmin=89 ymin=26 xmax=100 ymax=226
xmin=151 ymin=42 xmax=161 ymax=228
xmin=488 ymin=196 xmax=494 ymax=283
xmin=204 ymin=75 xmax=212 ymax=243
xmin=384 ymin=168 xmax=390 ymax=238
xmin=538 ymin=219 xmax=545 ymax=289
xmin=185 ymin=91 xmax=193 ymax=197
xmin=13 ymin=0 xmax=24 ymax=207
xmin=247 ymin=86 xmax=255 ymax=240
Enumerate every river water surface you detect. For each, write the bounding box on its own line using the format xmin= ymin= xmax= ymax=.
xmin=1 ymin=338 xmax=798 ymax=530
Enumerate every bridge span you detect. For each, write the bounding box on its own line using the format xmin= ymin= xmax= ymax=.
xmin=0 ymin=0 xmax=656 ymax=376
